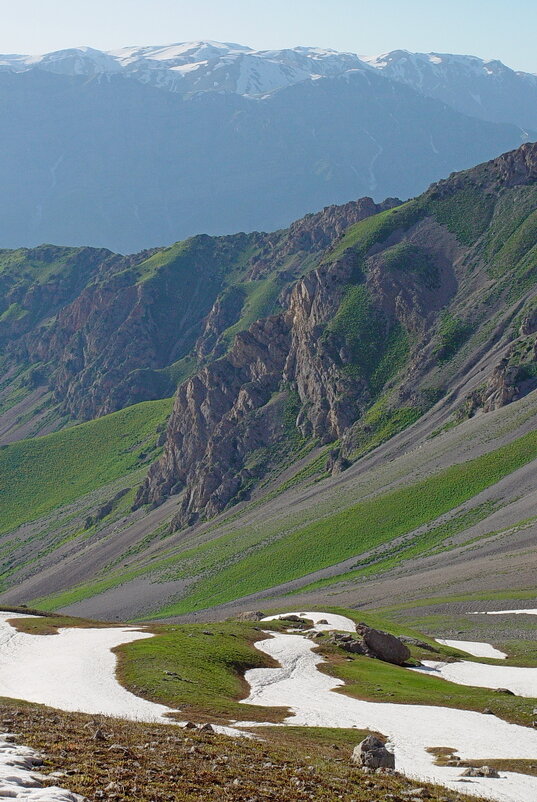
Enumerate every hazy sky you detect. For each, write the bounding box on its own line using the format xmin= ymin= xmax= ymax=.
xmin=1 ymin=0 xmax=536 ymax=73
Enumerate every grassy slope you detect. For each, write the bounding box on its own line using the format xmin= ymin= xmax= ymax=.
xmin=31 ymin=423 xmax=537 ymax=615
xmin=151 ymin=429 xmax=537 ymax=616
xmin=117 ymin=620 xmax=287 ymax=723
xmin=0 ymin=397 xmax=173 ymax=535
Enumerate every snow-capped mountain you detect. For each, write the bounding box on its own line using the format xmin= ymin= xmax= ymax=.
xmin=2 ymin=41 xmax=536 ymax=127
xmin=365 ymin=49 xmax=537 ymax=129
xmin=1 ymin=40 xmax=536 ymax=121
xmin=0 ymin=41 xmax=371 ymax=96
xmin=0 ymin=40 xmax=533 ymax=252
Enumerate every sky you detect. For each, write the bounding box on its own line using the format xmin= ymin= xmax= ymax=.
xmin=0 ymin=0 xmax=536 ymax=73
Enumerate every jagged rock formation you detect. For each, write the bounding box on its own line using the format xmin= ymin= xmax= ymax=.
xmin=136 ymin=144 xmax=537 ymax=528
xmin=0 ymin=198 xmax=394 ymax=429
xmin=1 ymin=144 xmax=536 ymax=531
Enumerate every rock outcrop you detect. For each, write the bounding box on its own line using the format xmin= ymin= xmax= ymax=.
xmin=352 ymin=736 xmax=395 ymax=770
xmin=359 ymin=626 xmax=411 ymax=666
xmin=135 ymin=144 xmax=537 ymax=528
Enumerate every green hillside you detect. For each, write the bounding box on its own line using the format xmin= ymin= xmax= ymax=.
xmin=0 ymin=397 xmax=173 ymax=535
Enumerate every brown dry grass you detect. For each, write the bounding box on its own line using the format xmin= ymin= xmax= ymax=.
xmin=0 ymin=699 xmax=484 ymax=802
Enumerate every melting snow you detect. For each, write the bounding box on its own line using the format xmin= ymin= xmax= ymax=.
xmin=238 ymin=611 xmax=537 ymax=802
xmin=0 ymin=732 xmax=82 ymax=801
xmin=471 ymin=609 xmax=537 ymax=616
xmin=436 ymin=639 xmax=507 ymax=659
xmin=0 ymin=613 xmax=243 ymax=736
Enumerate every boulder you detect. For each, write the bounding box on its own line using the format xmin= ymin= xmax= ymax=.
xmin=361 ymin=627 xmax=411 ymax=665
xmin=352 ymin=735 xmax=395 ymax=769
xmin=237 ymin=611 xmax=266 ymax=621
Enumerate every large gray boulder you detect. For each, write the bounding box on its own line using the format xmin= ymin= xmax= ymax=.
xmin=352 ymin=735 xmax=395 ymax=769
xmin=360 ymin=626 xmax=411 ymax=665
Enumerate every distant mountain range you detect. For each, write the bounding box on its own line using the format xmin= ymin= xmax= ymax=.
xmin=0 ymin=41 xmax=535 ymax=251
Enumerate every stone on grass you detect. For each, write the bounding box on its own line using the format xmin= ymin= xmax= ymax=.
xmin=237 ymin=611 xmax=266 ymax=621
xmin=361 ymin=626 xmax=411 ymax=665
xmin=352 ymin=735 xmax=395 ymax=769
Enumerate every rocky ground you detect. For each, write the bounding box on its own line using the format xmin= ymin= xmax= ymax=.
xmin=0 ymin=701 xmax=483 ymax=802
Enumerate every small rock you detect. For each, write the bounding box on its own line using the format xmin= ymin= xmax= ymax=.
xmin=462 ymin=765 xmax=500 ymax=778
xmin=198 ymin=723 xmax=214 ymax=733
xmin=237 ymin=611 xmax=266 ymax=621
xmin=494 ymin=687 xmax=515 ymax=695
xmin=483 ymin=708 xmax=493 ymax=715
xmin=93 ymin=729 xmax=107 ymax=741
xmin=183 ymin=721 xmax=197 ymax=729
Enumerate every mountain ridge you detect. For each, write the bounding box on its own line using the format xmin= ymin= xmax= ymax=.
xmin=0 ymin=143 xmax=535 ymax=620
xmin=0 ymin=40 xmax=534 ymax=252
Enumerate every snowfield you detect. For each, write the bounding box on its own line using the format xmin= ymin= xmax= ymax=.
xmin=0 ymin=732 xmax=81 ymax=801
xmin=0 ymin=613 xmax=175 ymax=722
xmin=471 ymin=609 xmax=537 ymax=616
xmin=436 ymin=639 xmax=507 ymax=659
xmin=239 ymin=612 xmax=537 ymax=802
xmin=411 ymin=659 xmax=537 ymax=697
xmin=0 ymin=613 xmax=240 ymax=736
xmin=2 ymin=609 xmax=537 ymax=800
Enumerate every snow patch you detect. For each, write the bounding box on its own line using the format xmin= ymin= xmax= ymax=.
xmin=262 ymin=611 xmax=356 ymax=632
xmin=411 ymin=659 xmax=537 ymax=697
xmin=0 ymin=613 xmax=244 ymax=737
xmin=471 ymin=609 xmax=537 ymax=617
xmin=240 ymin=612 xmax=537 ymax=802
xmin=0 ymin=732 xmax=82 ymax=801
xmin=436 ymin=639 xmax=507 ymax=659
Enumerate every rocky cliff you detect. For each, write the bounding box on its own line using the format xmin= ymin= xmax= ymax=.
xmin=0 ymin=198 xmax=394 ymax=428
xmin=136 ymin=144 xmax=537 ymax=529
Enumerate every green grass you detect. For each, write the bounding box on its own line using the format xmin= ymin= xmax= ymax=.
xmin=152 ymin=428 xmax=537 ymax=616
xmin=292 ymin=502 xmax=498 ymax=595
xmin=382 ymin=242 xmax=440 ymax=289
xmin=0 ymin=302 xmax=28 ymax=323
xmin=221 ymin=277 xmax=282 ymax=347
xmin=428 ymin=186 xmax=495 ymax=245
xmin=117 ymin=620 xmax=286 ymax=722
xmin=325 ymin=286 xmax=409 ymax=392
xmin=327 ymin=201 xmax=424 ymax=262
xmin=0 ymin=245 xmax=86 ymax=285
xmin=324 ymin=648 xmax=535 ymax=727
xmin=434 ymin=312 xmax=472 ymax=363
xmin=348 ymin=396 xmax=421 ymax=459
xmin=491 ymin=209 xmax=537 ymax=275
xmin=0 ymin=397 xmax=173 ymax=535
